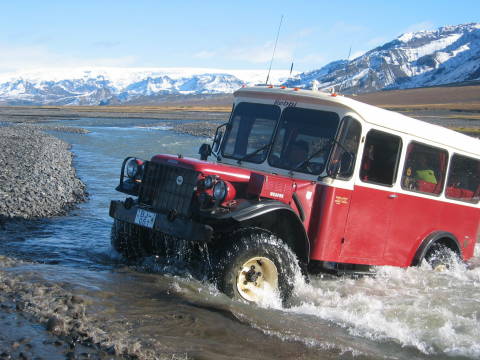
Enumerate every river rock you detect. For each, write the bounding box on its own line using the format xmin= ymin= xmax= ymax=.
xmin=46 ymin=316 xmax=64 ymax=335
xmin=0 ymin=126 xmax=86 ymax=222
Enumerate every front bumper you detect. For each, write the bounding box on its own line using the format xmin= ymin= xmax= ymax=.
xmin=109 ymin=200 xmax=213 ymax=242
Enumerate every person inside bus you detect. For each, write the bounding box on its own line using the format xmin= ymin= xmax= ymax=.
xmin=414 ymin=154 xmax=437 ymax=184
xmin=284 ymin=140 xmax=310 ymax=170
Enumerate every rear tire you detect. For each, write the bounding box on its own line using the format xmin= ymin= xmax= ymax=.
xmin=215 ymin=227 xmax=299 ymax=305
xmin=425 ymin=243 xmax=459 ymax=271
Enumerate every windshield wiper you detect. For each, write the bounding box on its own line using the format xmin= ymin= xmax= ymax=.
xmin=289 ymin=140 xmax=333 ymax=173
xmin=237 ymin=142 xmax=272 ymax=164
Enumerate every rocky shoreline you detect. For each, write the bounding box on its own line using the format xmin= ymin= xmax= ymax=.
xmin=0 ymin=125 xmax=86 ymax=224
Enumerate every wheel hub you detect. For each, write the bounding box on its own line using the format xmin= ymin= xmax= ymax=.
xmin=236 ymin=256 xmax=278 ymax=303
xmin=245 ymin=265 xmax=261 ymax=283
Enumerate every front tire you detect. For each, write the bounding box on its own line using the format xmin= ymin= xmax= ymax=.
xmin=111 ymin=219 xmax=144 ymax=259
xmin=216 ymin=228 xmax=299 ymax=305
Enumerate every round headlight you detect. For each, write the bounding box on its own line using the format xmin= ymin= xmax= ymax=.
xmin=204 ymin=175 xmax=215 ymax=189
xmin=213 ymin=181 xmax=227 ymax=201
xmin=126 ymin=159 xmax=139 ymax=178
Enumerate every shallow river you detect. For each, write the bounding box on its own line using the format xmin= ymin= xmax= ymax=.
xmin=1 ymin=118 xmax=479 ymax=359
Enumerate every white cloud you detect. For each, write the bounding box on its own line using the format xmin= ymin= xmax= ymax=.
xmin=227 ymin=41 xmax=294 ymax=64
xmin=293 ymin=27 xmax=316 ymax=39
xmin=350 ymin=50 xmax=367 ymax=60
xmin=367 ymin=36 xmax=388 ymax=47
xmin=330 ymin=21 xmax=367 ymax=35
xmin=296 ymin=53 xmax=325 ymax=65
xmin=193 ymin=50 xmax=216 ymax=59
xmin=403 ymin=21 xmax=435 ymax=34
xmin=0 ymin=43 xmax=137 ymax=74
xmin=91 ymin=41 xmax=121 ymax=48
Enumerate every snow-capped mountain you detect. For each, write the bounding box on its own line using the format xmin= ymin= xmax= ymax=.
xmin=0 ymin=68 xmax=293 ymax=105
xmin=1 ymin=23 xmax=479 ymax=105
xmin=285 ymin=23 xmax=480 ymax=93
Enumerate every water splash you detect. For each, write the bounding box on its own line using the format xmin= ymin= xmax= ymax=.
xmin=271 ymin=250 xmax=480 ymax=357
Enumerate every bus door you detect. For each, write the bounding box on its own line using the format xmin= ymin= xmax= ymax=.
xmin=385 ymin=142 xmax=450 ymax=266
xmin=340 ymin=130 xmax=403 ymax=262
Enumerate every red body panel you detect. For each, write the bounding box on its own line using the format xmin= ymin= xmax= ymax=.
xmin=151 ymin=154 xmax=479 ymax=266
xmin=151 ymin=154 xmax=252 ymax=183
xmin=340 ymin=185 xmax=397 ymax=263
xmin=309 ymin=186 xmax=353 ymax=262
xmin=387 ymin=192 xmax=478 ymax=265
xmin=310 ymin=184 xmax=479 ymax=266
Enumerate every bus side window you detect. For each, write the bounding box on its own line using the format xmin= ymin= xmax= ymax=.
xmin=446 ymin=154 xmax=480 ymax=203
xmin=401 ymin=142 xmax=448 ymax=195
xmin=360 ymin=130 xmax=402 ymax=186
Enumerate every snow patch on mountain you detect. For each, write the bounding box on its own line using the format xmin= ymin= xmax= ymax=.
xmin=285 ymin=23 xmax=480 ymax=94
xmin=0 ymin=67 xmax=294 ymax=105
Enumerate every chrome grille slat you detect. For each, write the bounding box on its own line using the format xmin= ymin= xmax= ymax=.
xmin=139 ymin=161 xmax=198 ymax=217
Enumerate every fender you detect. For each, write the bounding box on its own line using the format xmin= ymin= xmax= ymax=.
xmin=209 ymin=199 xmax=311 ymax=265
xmin=411 ymin=231 xmax=461 ymax=266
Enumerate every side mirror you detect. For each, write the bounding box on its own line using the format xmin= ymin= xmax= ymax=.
xmin=199 ymin=143 xmax=212 ymax=161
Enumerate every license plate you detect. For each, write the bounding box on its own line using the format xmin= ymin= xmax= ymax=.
xmin=134 ymin=209 xmax=156 ymax=229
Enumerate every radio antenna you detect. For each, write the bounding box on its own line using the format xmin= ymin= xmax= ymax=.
xmin=265 ymin=15 xmax=284 ymax=85
xmin=340 ymin=45 xmax=352 ymax=92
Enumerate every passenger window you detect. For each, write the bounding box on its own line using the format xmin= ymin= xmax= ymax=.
xmin=360 ymin=130 xmax=402 ymax=186
xmin=401 ymin=142 xmax=448 ymax=195
xmin=446 ymin=154 xmax=480 ymax=203
xmin=328 ymin=116 xmax=361 ymax=179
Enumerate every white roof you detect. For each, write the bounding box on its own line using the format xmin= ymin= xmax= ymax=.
xmin=234 ymin=86 xmax=480 ymax=157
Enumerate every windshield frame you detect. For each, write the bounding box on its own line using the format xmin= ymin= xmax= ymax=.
xmin=266 ymin=107 xmax=341 ymax=176
xmin=219 ymin=101 xmax=345 ymax=179
xmin=220 ymin=102 xmax=281 ymax=164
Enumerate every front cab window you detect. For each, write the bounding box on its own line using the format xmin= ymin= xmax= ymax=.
xmin=328 ymin=116 xmax=362 ymax=179
xmin=268 ymin=107 xmax=340 ymax=175
xmin=222 ymin=102 xmax=280 ymax=163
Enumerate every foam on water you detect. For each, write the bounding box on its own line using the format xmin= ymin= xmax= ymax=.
xmin=133 ymin=125 xmax=173 ymax=131
xmin=265 ymin=252 xmax=480 ymax=357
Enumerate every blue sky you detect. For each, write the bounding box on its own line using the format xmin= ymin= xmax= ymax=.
xmin=0 ymin=0 xmax=478 ymax=74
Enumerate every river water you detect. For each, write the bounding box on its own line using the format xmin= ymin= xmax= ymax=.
xmin=0 ymin=118 xmax=479 ymax=359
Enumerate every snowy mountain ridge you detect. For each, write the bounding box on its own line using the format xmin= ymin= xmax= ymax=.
xmin=285 ymin=23 xmax=480 ymax=93
xmin=1 ymin=23 xmax=479 ymax=105
xmin=0 ymin=68 xmax=293 ymax=105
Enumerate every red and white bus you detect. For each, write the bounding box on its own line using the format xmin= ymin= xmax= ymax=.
xmin=110 ymin=86 xmax=480 ymax=304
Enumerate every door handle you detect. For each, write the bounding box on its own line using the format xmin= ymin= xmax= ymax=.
xmin=388 ymin=194 xmax=397 ymax=199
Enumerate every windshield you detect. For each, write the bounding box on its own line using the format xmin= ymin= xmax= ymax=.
xmin=268 ymin=107 xmax=340 ymax=175
xmin=222 ymin=102 xmax=280 ymax=163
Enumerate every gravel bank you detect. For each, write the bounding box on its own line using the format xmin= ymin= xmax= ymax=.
xmin=15 ymin=123 xmax=91 ymax=134
xmin=0 ymin=126 xmax=86 ymax=222
xmin=170 ymin=120 xmax=223 ymax=138
xmin=0 ymin=256 xmax=126 ymax=359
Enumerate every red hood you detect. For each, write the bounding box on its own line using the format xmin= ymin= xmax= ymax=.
xmin=151 ymin=154 xmax=252 ymax=183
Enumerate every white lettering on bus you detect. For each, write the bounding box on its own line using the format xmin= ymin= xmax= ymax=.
xmin=274 ymin=99 xmax=297 ymax=107
xmin=269 ymin=191 xmax=284 ymax=199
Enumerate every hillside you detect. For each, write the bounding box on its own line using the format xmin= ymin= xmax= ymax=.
xmin=285 ymin=23 xmax=480 ymax=94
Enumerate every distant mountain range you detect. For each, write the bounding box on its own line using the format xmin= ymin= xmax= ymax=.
xmin=285 ymin=23 xmax=480 ymax=93
xmin=0 ymin=68 xmax=292 ymax=106
xmin=0 ymin=23 xmax=479 ymax=105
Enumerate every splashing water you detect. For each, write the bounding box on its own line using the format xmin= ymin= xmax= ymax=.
xmin=1 ymin=119 xmax=478 ymax=359
xmin=244 ymin=242 xmax=480 ymax=358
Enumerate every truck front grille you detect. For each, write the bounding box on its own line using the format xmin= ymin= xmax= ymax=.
xmin=139 ymin=161 xmax=198 ymax=217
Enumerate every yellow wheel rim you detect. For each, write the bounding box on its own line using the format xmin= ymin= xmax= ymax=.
xmin=236 ymin=256 xmax=278 ymax=303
